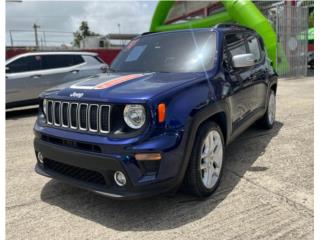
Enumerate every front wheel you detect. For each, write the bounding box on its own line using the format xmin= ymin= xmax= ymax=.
xmin=257 ymin=90 xmax=276 ymax=129
xmin=184 ymin=122 xmax=224 ymax=198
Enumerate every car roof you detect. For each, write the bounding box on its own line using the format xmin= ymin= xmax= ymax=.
xmin=140 ymin=28 xmax=214 ymax=38
xmin=12 ymin=51 xmax=98 ymax=58
xmin=214 ymin=23 xmax=255 ymax=32
xmin=140 ymin=24 xmax=255 ymax=38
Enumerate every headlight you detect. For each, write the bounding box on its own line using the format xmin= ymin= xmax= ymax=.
xmin=123 ymin=104 xmax=146 ymax=129
xmin=42 ymin=99 xmax=48 ymax=116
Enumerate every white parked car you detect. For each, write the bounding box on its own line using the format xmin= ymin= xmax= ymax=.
xmin=6 ymin=51 xmax=108 ymax=108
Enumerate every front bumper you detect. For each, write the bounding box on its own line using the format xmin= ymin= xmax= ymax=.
xmin=33 ymin=124 xmax=187 ymax=199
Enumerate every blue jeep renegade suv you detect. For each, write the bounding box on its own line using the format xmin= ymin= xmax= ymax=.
xmin=34 ymin=24 xmax=277 ymax=199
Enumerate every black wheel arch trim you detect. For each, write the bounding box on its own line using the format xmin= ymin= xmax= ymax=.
xmin=170 ymin=100 xmax=231 ymax=191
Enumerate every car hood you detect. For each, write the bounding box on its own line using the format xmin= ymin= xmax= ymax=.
xmin=42 ymin=72 xmax=206 ymax=103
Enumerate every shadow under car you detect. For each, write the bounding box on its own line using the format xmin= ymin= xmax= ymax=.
xmin=40 ymin=121 xmax=283 ymax=231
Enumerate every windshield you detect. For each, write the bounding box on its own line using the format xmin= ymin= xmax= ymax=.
xmin=111 ymin=31 xmax=216 ymax=73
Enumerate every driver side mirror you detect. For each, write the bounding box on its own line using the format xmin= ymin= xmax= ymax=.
xmin=6 ymin=66 xmax=10 ymax=73
xmin=232 ymin=53 xmax=256 ymax=68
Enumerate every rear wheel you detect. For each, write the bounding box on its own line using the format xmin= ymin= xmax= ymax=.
xmin=185 ymin=122 xmax=224 ymax=198
xmin=257 ymin=90 xmax=276 ymax=129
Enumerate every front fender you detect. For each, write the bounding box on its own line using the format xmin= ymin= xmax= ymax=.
xmin=148 ymin=77 xmax=231 ymax=189
xmin=166 ymin=99 xmax=231 ymax=190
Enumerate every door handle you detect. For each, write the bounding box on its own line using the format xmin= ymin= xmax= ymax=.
xmin=70 ymin=70 xmax=79 ymax=74
xmin=31 ymin=74 xmax=42 ymax=78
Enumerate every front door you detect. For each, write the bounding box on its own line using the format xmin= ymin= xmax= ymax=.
xmin=245 ymin=33 xmax=269 ymax=111
xmin=223 ymin=33 xmax=256 ymax=130
xmin=6 ymin=55 xmax=42 ymax=103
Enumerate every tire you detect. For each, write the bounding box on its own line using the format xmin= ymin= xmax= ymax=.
xmin=184 ymin=121 xmax=225 ymax=198
xmin=257 ymin=89 xmax=276 ymax=129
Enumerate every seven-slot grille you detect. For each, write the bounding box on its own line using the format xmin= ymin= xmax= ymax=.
xmin=46 ymin=100 xmax=110 ymax=134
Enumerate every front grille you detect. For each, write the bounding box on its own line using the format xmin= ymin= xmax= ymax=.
xmin=47 ymin=101 xmax=53 ymax=124
xmin=100 ymin=105 xmax=110 ymax=133
xmin=79 ymin=104 xmax=88 ymax=130
xmin=62 ymin=102 xmax=69 ymax=127
xmin=54 ymin=102 xmax=61 ymax=126
xmin=46 ymin=100 xmax=111 ymax=134
xmin=89 ymin=105 xmax=99 ymax=132
xmin=43 ymin=158 xmax=106 ymax=186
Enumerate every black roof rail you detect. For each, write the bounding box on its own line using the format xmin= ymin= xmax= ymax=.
xmin=141 ymin=31 xmax=155 ymax=36
xmin=214 ymin=23 xmax=254 ymax=31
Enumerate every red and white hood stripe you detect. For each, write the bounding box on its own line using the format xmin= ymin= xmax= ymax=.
xmin=70 ymin=74 xmax=145 ymax=90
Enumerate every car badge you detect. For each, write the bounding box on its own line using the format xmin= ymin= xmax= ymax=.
xmin=70 ymin=92 xmax=84 ymax=98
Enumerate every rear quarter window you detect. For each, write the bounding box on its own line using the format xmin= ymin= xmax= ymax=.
xmin=73 ymin=55 xmax=85 ymax=65
xmin=82 ymin=55 xmax=103 ymax=65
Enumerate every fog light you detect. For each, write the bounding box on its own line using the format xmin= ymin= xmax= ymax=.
xmin=37 ymin=152 xmax=44 ymax=164
xmin=114 ymin=171 xmax=126 ymax=186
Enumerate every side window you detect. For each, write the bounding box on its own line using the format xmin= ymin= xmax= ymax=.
xmin=223 ymin=33 xmax=247 ymax=70
xmin=82 ymin=55 xmax=102 ymax=65
xmin=222 ymin=44 xmax=232 ymax=70
xmin=42 ymin=55 xmax=78 ymax=70
xmin=7 ymin=55 xmax=42 ymax=73
xmin=95 ymin=56 xmax=104 ymax=63
xmin=247 ymin=35 xmax=262 ymax=62
xmin=73 ymin=55 xmax=85 ymax=65
xmin=225 ymin=33 xmax=247 ymax=57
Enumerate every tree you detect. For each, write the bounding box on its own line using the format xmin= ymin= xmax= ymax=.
xmin=309 ymin=11 xmax=314 ymax=28
xmin=73 ymin=21 xmax=100 ymax=47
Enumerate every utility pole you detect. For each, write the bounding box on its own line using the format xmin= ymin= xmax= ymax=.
xmin=117 ymin=23 xmax=123 ymax=47
xmin=33 ymin=23 xmax=40 ymax=48
xmin=9 ymin=30 xmax=14 ymax=46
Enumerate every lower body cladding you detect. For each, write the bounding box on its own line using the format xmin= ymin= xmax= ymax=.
xmin=33 ymin=127 xmax=187 ymax=199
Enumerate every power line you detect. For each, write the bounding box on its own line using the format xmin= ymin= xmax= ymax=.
xmin=9 ymin=37 xmax=73 ymax=42
xmin=7 ymin=29 xmax=74 ymax=34
xmin=7 ymin=27 xmax=74 ymax=47
xmin=7 ymin=14 xmax=128 ymax=18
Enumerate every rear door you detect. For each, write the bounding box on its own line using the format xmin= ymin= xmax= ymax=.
xmin=39 ymin=54 xmax=106 ymax=90
xmin=39 ymin=54 xmax=85 ymax=90
xmin=223 ymin=33 xmax=256 ymax=130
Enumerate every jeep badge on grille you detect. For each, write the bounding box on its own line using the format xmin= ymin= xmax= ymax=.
xmin=70 ymin=92 xmax=84 ymax=98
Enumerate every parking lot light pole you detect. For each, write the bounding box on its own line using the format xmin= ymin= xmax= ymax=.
xmin=33 ymin=23 xmax=40 ymax=49
xmin=9 ymin=30 xmax=13 ymax=46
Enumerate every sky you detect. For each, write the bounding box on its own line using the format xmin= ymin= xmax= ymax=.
xmin=6 ymin=0 xmax=158 ymax=47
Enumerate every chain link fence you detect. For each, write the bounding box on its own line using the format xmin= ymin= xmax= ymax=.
xmin=257 ymin=2 xmax=309 ymax=77
xmin=276 ymin=4 xmax=309 ymax=77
